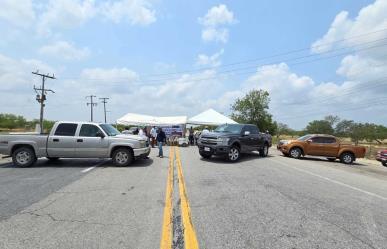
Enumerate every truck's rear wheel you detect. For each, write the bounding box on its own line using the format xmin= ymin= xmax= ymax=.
xmin=12 ymin=147 xmax=36 ymax=167
xmin=340 ymin=152 xmax=355 ymax=164
xmin=228 ymin=146 xmax=240 ymax=162
xmin=259 ymin=144 xmax=269 ymax=157
xmin=112 ymin=148 xmax=133 ymax=167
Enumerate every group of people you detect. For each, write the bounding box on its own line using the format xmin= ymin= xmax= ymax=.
xmin=122 ymin=126 xmax=167 ymax=158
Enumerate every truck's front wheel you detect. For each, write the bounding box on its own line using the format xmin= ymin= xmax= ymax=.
xmin=12 ymin=147 xmax=37 ymax=167
xmin=228 ymin=146 xmax=240 ymax=162
xmin=112 ymin=148 xmax=133 ymax=167
xmin=259 ymin=144 xmax=269 ymax=157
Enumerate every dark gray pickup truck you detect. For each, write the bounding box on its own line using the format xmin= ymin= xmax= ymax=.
xmin=197 ymin=124 xmax=272 ymax=162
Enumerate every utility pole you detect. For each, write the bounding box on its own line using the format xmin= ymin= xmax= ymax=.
xmin=86 ymin=95 xmax=97 ymax=122
xmin=99 ymin=97 xmax=109 ymax=123
xmin=32 ymin=70 xmax=56 ymax=134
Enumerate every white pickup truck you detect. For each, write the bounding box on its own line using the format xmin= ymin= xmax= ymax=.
xmin=0 ymin=121 xmax=150 ymax=167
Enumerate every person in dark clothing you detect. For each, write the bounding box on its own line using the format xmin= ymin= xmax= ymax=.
xmin=133 ymin=128 xmax=139 ymax=135
xmin=156 ymin=128 xmax=167 ymax=158
xmin=188 ymin=127 xmax=194 ymax=145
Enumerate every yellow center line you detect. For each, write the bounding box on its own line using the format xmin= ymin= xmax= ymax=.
xmin=160 ymin=147 xmax=174 ymax=249
xmin=175 ymin=146 xmax=200 ymax=249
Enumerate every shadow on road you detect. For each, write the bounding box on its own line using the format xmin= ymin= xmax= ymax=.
xmin=0 ymin=158 xmax=154 ymax=168
xmin=200 ymin=152 xmax=274 ymax=164
xmin=285 ymin=155 xmax=366 ymax=167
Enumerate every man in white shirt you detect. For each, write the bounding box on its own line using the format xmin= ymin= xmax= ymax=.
xmin=138 ymin=127 xmax=144 ymax=136
xmin=150 ymin=126 xmax=157 ymax=148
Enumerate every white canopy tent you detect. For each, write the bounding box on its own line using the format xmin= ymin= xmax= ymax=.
xmin=188 ymin=109 xmax=237 ymax=126
xmin=117 ymin=113 xmax=187 ymax=126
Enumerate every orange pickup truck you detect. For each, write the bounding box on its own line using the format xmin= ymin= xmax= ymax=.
xmin=277 ymin=134 xmax=366 ymax=164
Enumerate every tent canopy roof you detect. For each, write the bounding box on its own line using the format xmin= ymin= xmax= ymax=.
xmin=188 ymin=109 xmax=237 ymax=126
xmin=117 ymin=113 xmax=187 ymax=126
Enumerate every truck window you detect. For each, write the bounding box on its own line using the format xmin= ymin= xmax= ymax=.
xmin=249 ymin=125 xmax=259 ymax=134
xmin=79 ymin=124 xmax=102 ymax=137
xmin=54 ymin=123 xmax=78 ymax=136
xmin=311 ymin=137 xmax=325 ymax=143
xmin=323 ymin=137 xmax=336 ymax=144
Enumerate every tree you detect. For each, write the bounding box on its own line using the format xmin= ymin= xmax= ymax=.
xmin=0 ymin=114 xmax=27 ymax=129
xmin=304 ymin=120 xmax=334 ymax=134
xmin=335 ymin=119 xmax=355 ymax=137
xmin=324 ymin=115 xmax=340 ymax=127
xmin=275 ymin=123 xmax=295 ymax=137
xmin=230 ymin=89 xmax=277 ymax=134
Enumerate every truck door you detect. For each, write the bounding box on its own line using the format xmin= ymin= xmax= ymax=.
xmin=249 ymin=125 xmax=262 ymax=150
xmin=306 ymin=136 xmax=325 ymax=156
xmin=76 ymin=124 xmax=109 ymax=158
xmin=47 ymin=123 xmax=78 ymax=157
xmin=321 ymin=137 xmax=339 ymax=157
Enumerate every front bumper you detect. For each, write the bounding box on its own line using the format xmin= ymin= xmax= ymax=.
xmin=198 ymin=144 xmax=230 ymax=155
xmin=133 ymin=146 xmax=151 ymax=158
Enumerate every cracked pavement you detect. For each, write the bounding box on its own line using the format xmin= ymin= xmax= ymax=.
xmin=1 ymin=147 xmax=387 ymax=248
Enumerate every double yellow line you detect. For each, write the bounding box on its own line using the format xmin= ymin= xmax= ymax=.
xmin=160 ymin=146 xmax=199 ymax=249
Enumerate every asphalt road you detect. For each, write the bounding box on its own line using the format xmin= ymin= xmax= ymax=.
xmin=1 ymin=147 xmax=387 ymax=249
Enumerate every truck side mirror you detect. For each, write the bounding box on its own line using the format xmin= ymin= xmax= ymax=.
xmin=96 ymin=131 xmax=105 ymax=138
xmin=244 ymin=131 xmax=250 ymax=136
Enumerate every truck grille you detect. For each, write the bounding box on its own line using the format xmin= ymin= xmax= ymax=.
xmin=200 ymin=136 xmax=217 ymax=145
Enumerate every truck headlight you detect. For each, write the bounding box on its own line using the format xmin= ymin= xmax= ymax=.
xmin=217 ymin=137 xmax=230 ymax=146
xmin=139 ymin=140 xmax=146 ymax=148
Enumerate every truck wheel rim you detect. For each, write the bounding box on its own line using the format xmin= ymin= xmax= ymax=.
xmin=116 ymin=152 xmax=128 ymax=164
xmin=343 ymin=154 xmax=352 ymax=163
xmin=229 ymin=148 xmax=239 ymax=161
xmin=16 ymin=151 xmax=31 ymax=164
xmin=291 ymin=149 xmax=299 ymax=158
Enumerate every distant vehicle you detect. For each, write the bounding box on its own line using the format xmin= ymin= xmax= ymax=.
xmin=197 ymin=124 xmax=272 ymax=162
xmin=376 ymin=150 xmax=387 ymax=167
xmin=0 ymin=121 xmax=150 ymax=167
xmin=277 ymin=134 xmax=366 ymax=164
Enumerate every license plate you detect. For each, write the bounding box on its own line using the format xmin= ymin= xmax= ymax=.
xmin=204 ymin=147 xmax=211 ymax=152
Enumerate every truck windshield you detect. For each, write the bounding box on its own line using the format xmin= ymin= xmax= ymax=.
xmin=214 ymin=124 xmax=243 ymax=134
xmin=297 ymin=135 xmax=313 ymax=141
xmin=100 ymin=124 xmax=121 ymax=136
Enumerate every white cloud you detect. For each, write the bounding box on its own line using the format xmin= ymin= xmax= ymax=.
xmin=39 ymin=41 xmax=90 ymax=60
xmin=311 ymin=0 xmax=387 ymax=54
xmin=37 ymin=0 xmax=97 ymax=35
xmin=201 ymin=28 xmax=229 ymax=43
xmin=198 ymin=4 xmax=235 ymax=27
xmin=0 ymin=0 xmax=35 ymax=27
xmin=101 ymin=0 xmax=156 ymax=26
xmin=196 ymin=49 xmax=224 ymax=67
xmin=199 ymin=4 xmax=236 ymax=43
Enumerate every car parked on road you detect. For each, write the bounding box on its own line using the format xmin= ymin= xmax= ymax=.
xmin=277 ymin=134 xmax=366 ymax=164
xmin=197 ymin=124 xmax=272 ymax=162
xmin=0 ymin=121 xmax=150 ymax=167
xmin=376 ymin=150 xmax=387 ymax=167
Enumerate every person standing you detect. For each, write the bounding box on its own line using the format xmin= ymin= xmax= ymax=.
xmin=122 ymin=127 xmax=130 ymax=134
xmin=189 ymin=127 xmax=194 ymax=145
xmin=150 ymin=126 xmax=157 ymax=148
xmin=156 ymin=128 xmax=166 ymax=158
xmin=138 ymin=127 xmax=144 ymax=136
xmin=133 ymin=128 xmax=139 ymax=135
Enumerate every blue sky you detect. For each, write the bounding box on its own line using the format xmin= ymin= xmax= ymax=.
xmin=0 ymin=0 xmax=386 ymax=129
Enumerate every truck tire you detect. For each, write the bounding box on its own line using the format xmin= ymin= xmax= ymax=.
xmin=289 ymin=147 xmax=302 ymax=159
xmin=259 ymin=144 xmax=269 ymax=157
xmin=340 ymin=152 xmax=355 ymax=164
xmin=112 ymin=148 xmax=133 ymax=167
xmin=47 ymin=157 xmax=60 ymax=161
xmin=228 ymin=146 xmax=240 ymax=162
xmin=12 ymin=147 xmax=37 ymax=167
xmin=199 ymin=151 xmax=212 ymax=159
xmin=383 ymin=162 xmax=387 ymax=167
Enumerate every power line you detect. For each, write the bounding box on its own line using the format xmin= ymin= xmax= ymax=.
xmin=99 ymin=97 xmax=109 ymax=123
xmin=32 ymin=70 xmax=56 ymax=133
xmin=57 ymin=37 xmax=387 ymax=86
xmin=86 ymin=95 xmax=97 ymax=122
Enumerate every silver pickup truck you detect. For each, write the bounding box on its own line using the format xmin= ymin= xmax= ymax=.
xmin=0 ymin=121 xmax=150 ymax=167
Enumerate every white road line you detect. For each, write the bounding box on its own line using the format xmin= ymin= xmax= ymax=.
xmin=81 ymin=166 xmax=96 ymax=173
xmin=269 ymin=158 xmax=387 ymax=202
